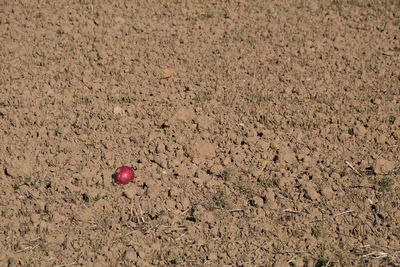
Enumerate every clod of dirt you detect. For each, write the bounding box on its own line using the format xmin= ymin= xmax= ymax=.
xmin=278 ymin=146 xmax=297 ymax=164
xmin=265 ymin=189 xmax=278 ymax=209
xmin=113 ymin=106 xmax=124 ymax=115
xmin=355 ymin=124 xmax=367 ymax=137
xmin=123 ymin=249 xmax=138 ymax=262
xmin=153 ymin=154 xmax=168 ymax=169
xmin=4 ymin=159 xmax=33 ymax=178
xmin=209 ymin=164 xmax=224 ymax=175
xmin=392 ymin=130 xmax=400 ymax=140
xmin=184 ymin=141 xmax=216 ymax=160
xmin=207 ymin=253 xmax=218 ymax=261
xmin=393 ymin=117 xmax=400 ymax=127
xmin=320 ymin=186 xmax=335 ymax=199
xmin=157 ymin=68 xmax=177 ymax=79
xmin=374 ymin=158 xmax=396 ymax=174
xmin=272 ymin=260 xmax=290 ymax=267
xmin=250 ymin=196 xmax=263 ymax=208
xmin=123 ymin=188 xmax=137 ymax=200
xmin=175 ymin=163 xmax=197 ymax=177
xmin=303 ymin=182 xmax=320 ymax=201
xmin=173 ymin=107 xmax=195 ymax=122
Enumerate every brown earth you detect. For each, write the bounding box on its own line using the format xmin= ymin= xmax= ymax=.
xmin=1 ymin=0 xmax=399 ymax=266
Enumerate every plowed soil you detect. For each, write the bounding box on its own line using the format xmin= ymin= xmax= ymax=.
xmin=1 ymin=0 xmax=400 ymax=266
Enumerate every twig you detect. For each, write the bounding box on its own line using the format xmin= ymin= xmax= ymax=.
xmin=333 ymin=210 xmax=354 ymax=217
xmin=350 ymin=185 xmax=373 ymax=189
xmin=159 ymin=225 xmax=187 ymax=230
xmin=57 ymin=261 xmax=76 ymax=267
xmin=215 ymin=207 xmax=244 ymax=212
xmin=175 ymin=232 xmax=187 ymax=241
xmin=130 ymin=201 xmax=134 ymax=220
xmin=181 ymin=208 xmax=191 ymax=214
xmin=362 ymin=251 xmax=388 ymax=259
xmin=17 ymin=244 xmax=39 ymax=253
xmin=222 ymin=208 xmax=244 ymax=212
xmin=283 ymin=209 xmax=302 ymax=214
xmin=345 ymin=161 xmax=361 ymax=176
xmin=125 ymin=230 xmax=137 ymax=236
xmin=138 ymin=203 xmax=145 ymax=223
xmin=326 ymin=258 xmax=331 ymax=266
xmin=132 ymin=205 xmax=141 ymax=224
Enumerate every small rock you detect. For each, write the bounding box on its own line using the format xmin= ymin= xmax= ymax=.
xmin=210 ymin=164 xmax=224 ymax=175
xmin=355 ymin=124 xmax=367 ymax=137
xmin=181 ymin=197 xmax=191 ymax=210
xmin=376 ymin=134 xmax=387 ymax=144
xmin=246 ymin=128 xmax=257 ymax=137
xmin=393 ymin=116 xmax=400 ymax=127
xmin=114 ymin=16 xmax=126 ymax=24
xmin=73 ymin=208 xmax=93 ymax=222
xmin=373 ymin=98 xmax=381 ymax=105
xmin=31 ymin=213 xmax=40 ymax=224
xmin=166 ymin=199 xmax=176 ymax=210
xmin=392 ymin=130 xmax=400 ymax=140
xmin=95 ymin=255 xmax=106 ymax=263
xmin=250 ymin=167 xmax=263 ymax=178
xmin=35 ymin=199 xmax=46 ymax=212
xmin=52 ymin=211 xmax=66 ymax=224
xmin=123 ymin=249 xmax=137 ymax=262
xmin=223 ymin=157 xmax=232 ymax=166
xmin=292 ymin=129 xmax=303 ymax=140
xmin=196 ymin=115 xmax=213 ymax=130
xmin=208 ymin=252 xmax=218 ymax=261
xmin=113 ymin=106 xmax=124 ymax=115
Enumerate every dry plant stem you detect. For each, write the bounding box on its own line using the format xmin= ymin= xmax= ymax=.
xmin=175 ymin=232 xmax=187 ymax=241
xmin=17 ymin=244 xmax=39 ymax=253
xmin=283 ymin=209 xmax=302 ymax=214
xmin=125 ymin=230 xmax=137 ymax=236
xmin=333 ymin=210 xmax=354 ymax=217
xmin=222 ymin=208 xmax=244 ymax=212
xmin=159 ymin=225 xmax=187 ymax=231
xmin=362 ymin=251 xmax=388 ymax=259
xmin=345 ymin=161 xmax=361 ymax=176
xmin=138 ymin=203 xmax=145 ymax=223
xmin=57 ymin=262 xmax=77 ymax=267
xmin=325 ymin=258 xmax=331 ymax=266
xmin=311 ymin=209 xmax=354 ymax=223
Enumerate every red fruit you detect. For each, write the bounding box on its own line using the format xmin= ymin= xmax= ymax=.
xmin=113 ymin=166 xmax=135 ymax=184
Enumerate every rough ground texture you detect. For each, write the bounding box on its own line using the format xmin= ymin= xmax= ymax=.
xmin=1 ymin=0 xmax=399 ymax=266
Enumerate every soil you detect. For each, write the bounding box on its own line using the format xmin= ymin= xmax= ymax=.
xmin=1 ymin=0 xmax=399 ymax=266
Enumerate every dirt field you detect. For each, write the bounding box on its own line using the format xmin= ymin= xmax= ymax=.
xmin=1 ymin=0 xmax=399 ymax=266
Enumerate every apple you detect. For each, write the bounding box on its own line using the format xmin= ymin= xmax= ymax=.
xmin=113 ymin=166 xmax=135 ymax=184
